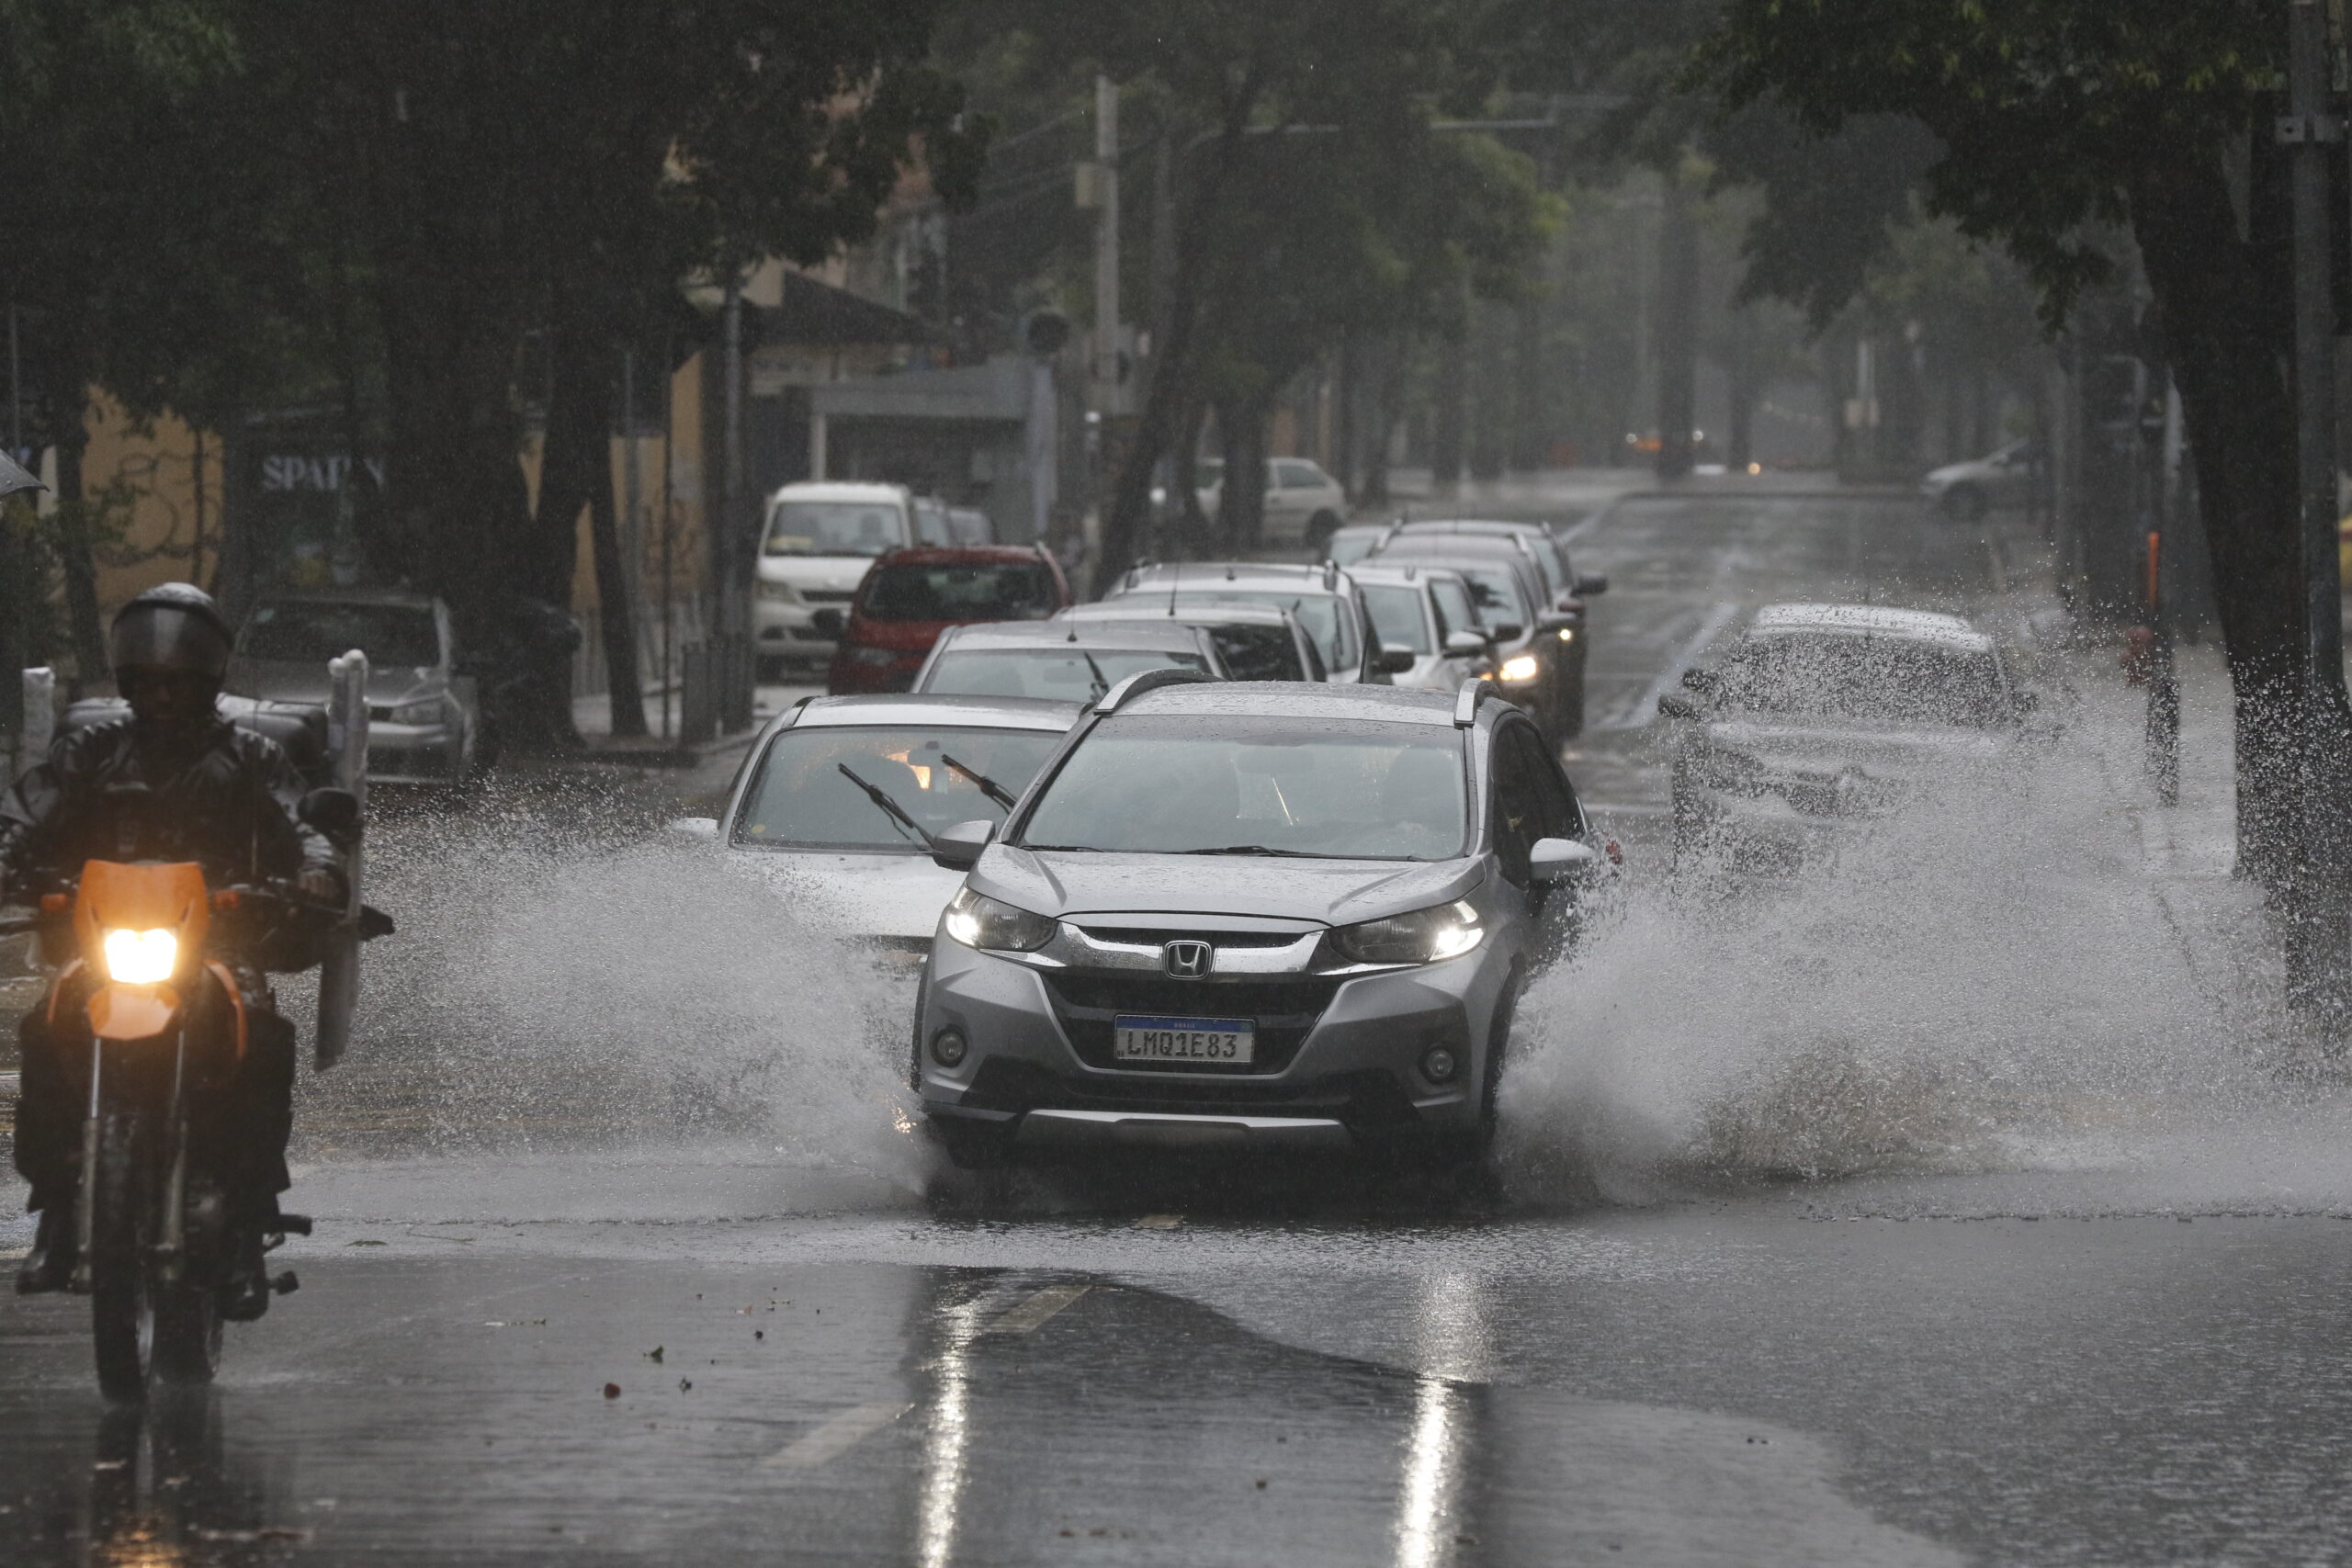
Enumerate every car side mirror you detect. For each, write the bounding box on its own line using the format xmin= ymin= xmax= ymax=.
xmin=1378 ymin=642 xmax=1419 ymax=675
xmin=1490 ymin=621 xmax=1524 ymax=643
xmin=1529 ymin=837 xmax=1600 ymax=884
xmin=1575 ymin=573 xmax=1609 ymax=596
xmin=667 ymin=817 xmax=719 ymax=840
xmin=1536 ymin=613 xmax=1577 ymax=637
xmin=300 ymin=786 xmax=362 ymax=842
xmin=1442 ymin=630 xmax=1489 ymax=658
xmin=1656 ymin=693 xmax=1702 ymax=721
xmin=932 ymin=818 xmax=995 ymax=872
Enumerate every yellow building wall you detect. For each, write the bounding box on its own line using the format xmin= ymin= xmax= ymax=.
xmin=78 ymin=392 xmax=226 ymax=615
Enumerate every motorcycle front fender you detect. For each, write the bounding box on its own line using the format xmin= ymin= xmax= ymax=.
xmin=87 ymin=984 xmax=184 ymax=1043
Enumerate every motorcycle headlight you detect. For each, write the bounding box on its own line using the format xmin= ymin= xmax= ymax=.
xmin=942 ymin=887 xmax=1057 ymax=953
xmin=102 ymin=929 xmax=178 ymax=984
xmin=757 ymin=580 xmax=798 ymax=603
xmin=1498 ymin=653 xmax=1542 ymax=683
xmin=1329 ymin=899 xmax=1483 ymax=966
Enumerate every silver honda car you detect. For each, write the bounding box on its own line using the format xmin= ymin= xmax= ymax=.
xmin=911 ymin=671 xmax=1613 ymax=1169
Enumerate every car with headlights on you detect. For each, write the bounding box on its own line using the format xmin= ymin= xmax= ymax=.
xmin=226 ymin=590 xmax=481 ymax=787
xmin=913 ymin=619 xmax=1226 ymax=700
xmin=1365 ymin=533 xmax=1579 ymax=739
xmin=1347 ymin=562 xmax=1494 ymax=693
xmin=1104 ymin=561 xmax=1382 ymax=683
xmin=675 ymin=694 xmax=1081 ymax=972
xmin=912 ymin=671 xmax=1612 ymax=1170
xmin=1656 ymin=603 xmax=2030 ymax=876
xmin=1057 ymin=601 xmax=1322 ymax=682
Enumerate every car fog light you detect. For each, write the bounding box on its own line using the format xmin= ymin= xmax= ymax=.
xmin=1498 ymin=653 xmax=1541 ymax=682
xmin=1419 ymin=1044 xmax=1460 ymax=1083
xmin=931 ymin=1028 xmax=968 ymax=1067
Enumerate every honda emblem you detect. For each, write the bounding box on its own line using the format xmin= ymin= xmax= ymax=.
xmin=1163 ymin=940 xmax=1212 ymax=978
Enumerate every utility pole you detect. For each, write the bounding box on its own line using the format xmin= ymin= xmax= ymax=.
xmin=1092 ymin=74 xmax=1121 ymax=423
xmin=719 ymin=269 xmax=748 ymax=725
xmin=2282 ymin=0 xmax=2352 ymax=1015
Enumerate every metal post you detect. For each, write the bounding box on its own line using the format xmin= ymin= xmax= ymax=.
xmin=720 ymin=271 xmax=749 ymax=725
xmin=1092 ymin=74 xmax=1122 ymax=422
xmin=316 ymin=649 xmax=369 ymax=1069
xmin=661 ymin=328 xmax=676 ymax=743
xmin=2285 ymin=0 xmax=2351 ymax=1014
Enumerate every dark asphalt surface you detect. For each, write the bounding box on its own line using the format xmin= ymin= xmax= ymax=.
xmin=11 ymin=480 xmax=2349 ymax=1566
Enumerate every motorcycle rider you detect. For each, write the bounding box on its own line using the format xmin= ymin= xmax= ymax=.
xmin=3 ymin=582 xmax=345 ymax=1316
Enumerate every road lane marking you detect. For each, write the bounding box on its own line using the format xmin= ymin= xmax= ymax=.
xmin=1601 ymin=599 xmax=1741 ymax=730
xmin=982 ymin=1283 xmax=1090 ymax=1335
xmin=1133 ymin=1213 xmax=1182 ymax=1230
xmin=762 ymin=1401 xmax=913 ymax=1469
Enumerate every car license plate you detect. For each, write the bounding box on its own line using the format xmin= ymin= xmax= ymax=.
xmin=1113 ymin=1014 xmax=1255 ymax=1065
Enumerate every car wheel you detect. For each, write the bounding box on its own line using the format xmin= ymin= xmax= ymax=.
xmin=1306 ymin=511 xmax=1342 ymax=551
xmin=930 ymin=1116 xmax=1013 ymax=1170
xmin=756 ymin=655 xmax=786 ymax=682
xmin=1941 ymin=483 xmax=1987 ymax=522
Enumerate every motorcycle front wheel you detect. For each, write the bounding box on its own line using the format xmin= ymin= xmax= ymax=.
xmin=88 ymin=1110 xmax=157 ymax=1403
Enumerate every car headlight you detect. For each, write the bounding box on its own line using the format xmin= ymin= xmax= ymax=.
xmin=848 ymin=646 xmax=898 ymax=667
xmin=942 ymin=887 xmax=1058 ymax=952
xmin=1329 ymin=899 xmax=1483 ymax=966
xmin=102 ymin=929 xmax=178 ymax=984
xmin=1555 ymin=627 xmax=1576 ymax=643
xmin=757 ymin=580 xmax=798 ymax=603
xmin=1498 ymin=653 xmax=1542 ymax=682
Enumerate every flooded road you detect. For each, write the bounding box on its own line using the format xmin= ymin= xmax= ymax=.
xmin=8 ymin=480 xmax=2348 ymax=1565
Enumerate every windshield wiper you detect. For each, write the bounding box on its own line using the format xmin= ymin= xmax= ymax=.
xmin=836 ymin=763 xmax=936 ymax=849
xmin=1019 ymin=842 xmax=1102 ymax=852
xmin=1174 ymin=844 xmax=1325 ymax=857
xmin=938 ymin=752 xmax=1018 ymax=812
xmin=1080 ymin=648 xmax=1109 ymax=699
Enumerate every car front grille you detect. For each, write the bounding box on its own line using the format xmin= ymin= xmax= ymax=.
xmin=799 ymin=589 xmax=856 ymax=604
xmin=1039 ymin=973 xmax=1342 ymax=1075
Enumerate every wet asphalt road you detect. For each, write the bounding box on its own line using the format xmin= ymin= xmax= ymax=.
xmin=11 ymin=481 xmax=2349 ymax=1566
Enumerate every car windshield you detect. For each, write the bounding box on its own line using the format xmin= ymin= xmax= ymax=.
xmin=763 ymin=500 xmax=909 ymax=558
xmin=923 ymin=647 xmax=1209 ymax=700
xmin=1166 ymin=590 xmax=1355 ymax=671
xmin=1362 ymin=584 xmax=1430 ymax=655
xmin=1193 ymin=622 xmax=1307 ymax=681
xmin=1721 ymin=633 xmax=2009 ymax=727
xmin=734 ymin=725 xmax=1065 ymax=851
xmin=864 ymin=561 xmax=1056 ymax=622
xmin=239 ymin=602 xmax=439 ymax=667
xmin=1448 ymin=566 xmax=1531 ymax=632
xmin=1019 ymin=716 xmax=1466 ymax=860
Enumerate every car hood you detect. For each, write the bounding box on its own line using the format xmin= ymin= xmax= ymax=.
xmin=1700 ymin=716 xmax=2007 ymax=780
xmin=968 ymin=848 xmax=1482 ymax=927
xmin=759 ymin=556 xmax=878 ymax=593
xmin=741 ymin=850 xmax=965 ymax=941
xmin=227 ymin=659 xmax=441 ymax=706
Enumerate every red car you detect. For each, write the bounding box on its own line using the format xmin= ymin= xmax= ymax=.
xmin=826 ymin=545 xmax=1071 ymax=694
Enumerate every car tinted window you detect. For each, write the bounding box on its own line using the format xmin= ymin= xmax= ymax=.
xmin=1489 ymin=723 xmax=1544 ymax=885
xmin=1167 ymin=590 xmax=1355 ymax=672
xmin=241 ymin=603 xmax=440 ymax=667
xmin=1511 ymin=725 xmax=1577 ymax=841
xmin=1202 ymin=623 xmax=1308 ymax=681
xmin=735 ymin=725 xmax=1063 ymax=850
xmin=914 ymin=501 xmax=954 ymax=546
xmin=1276 ymin=460 xmax=1323 ymax=489
xmin=1363 ymin=584 xmax=1430 ymax=655
xmin=922 ymin=647 xmax=1208 ymax=701
xmin=862 ymin=562 xmax=1057 ymax=622
xmin=1430 ymin=577 xmax=1479 ymax=639
xmin=1722 ymin=632 xmax=2008 ymax=726
xmin=1453 ymin=567 xmax=1531 ymax=632
xmin=763 ymin=500 xmax=909 ymax=558
xmin=1020 ymin=716 xmax=1466 ymax=861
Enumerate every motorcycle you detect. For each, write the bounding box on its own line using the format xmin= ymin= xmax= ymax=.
xmin=2 ymin=798 xmax=387 ymax=1401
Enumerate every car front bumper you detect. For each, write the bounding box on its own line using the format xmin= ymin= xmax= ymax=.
xmin=915 ymin=936 xmax=1505 ymax=1154
xmin=756 ymin=598 xmax=850 ymax=660
xmin=366 ymin=720 xmax=467 ymax=784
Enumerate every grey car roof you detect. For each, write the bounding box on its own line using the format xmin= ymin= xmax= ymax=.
xmin=788 ymin=693 xmax=1083 ymax=730
xmin=1345 ymin=561 xmax=1469 ymax=587
xmin=938 ymin=620 xmax=1212 ymax=653
xmin=1061 ymin=601 xmax=1299 ymax=628
xmin=1125 ymin=560 xmax=1337 ymax=586
xmin=1112 ymin=680 xmax=1458 ymax=727
xmin=1375 ymin=532 xmax=1536 ymax=560
xmin=1747 ymin=603 xmax=1992 ymax=652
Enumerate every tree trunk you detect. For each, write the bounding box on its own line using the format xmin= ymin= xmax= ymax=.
xmin=1469 ymin=303 xmax=1509 ymax=483
xmin=49 ymin=375 xmax=106 ymax=685
xmin=1655 ymin=171 xmax=1700 ymax=480
xmin=1431 ymin=327 xmax=1467 ymax=492
xmin=1172 ymin=387 xmax=1212 ymax=555
xmin=2131 ymin=154 xmax=2340 ymax=895
xmin=1363 ymin=333 xmax=1400 ymax=507
xmin=1216 ymin=396 xmax=1270 ymax=552
xmin=587 ymin=432 xmax=648 ymax=739
xmin=1335 ymin=328 xmax=1359 ymax=501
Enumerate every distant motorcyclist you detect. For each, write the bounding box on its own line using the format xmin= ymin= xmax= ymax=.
xmin=3 ymin=582 xmax=345 ymax=1315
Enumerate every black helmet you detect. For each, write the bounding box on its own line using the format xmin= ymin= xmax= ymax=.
xmin=109 ymin=582 xmax=233 ymax=682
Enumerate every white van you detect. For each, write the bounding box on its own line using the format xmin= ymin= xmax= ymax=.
xmin=754 ymin=481 xmax=953 ymax=672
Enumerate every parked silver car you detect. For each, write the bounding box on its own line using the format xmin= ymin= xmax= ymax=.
xmin=1105 ymin=561 xmax=1382 ymax=682
xmin=913 ymin=671 xmax=1612 ymax=1170
xmin=225 ymin=590 xmax=481 ymax=787
xmin=913 ymin=620 xmax=1226 ymax=700
xmin=1920 ymin=440 xmax=2038 ymax=520
xmin=1347 ymin=562 xmax=1494 ymax=693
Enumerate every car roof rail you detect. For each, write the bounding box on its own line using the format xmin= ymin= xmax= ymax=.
xmin=1093 ymin=666 xmax=1219 ymax=715
xmin=1453 ymin=677 xmax=1496 ymax=728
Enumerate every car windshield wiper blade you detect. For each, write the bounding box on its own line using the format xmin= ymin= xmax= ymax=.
xmin=938 ymin=752 xmax=1017 ymax=812
xmin=1174 ymin=844 xmax=1325 ymax=857
xmin=1018 ymin=842 xmax=1102 ymax=852
xmin=1080 ymin=648 xmax=1109 ymax=699
xmin=835 ymin=763 xmax=936 ymax=849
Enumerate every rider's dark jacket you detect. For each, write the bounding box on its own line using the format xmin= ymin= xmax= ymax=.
xmin=0 ymin=715 xmax=342 ymax=902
